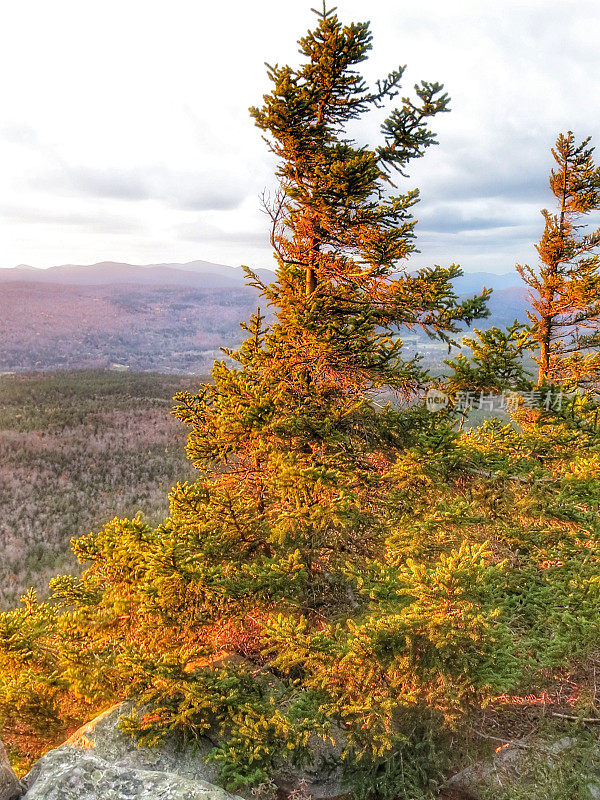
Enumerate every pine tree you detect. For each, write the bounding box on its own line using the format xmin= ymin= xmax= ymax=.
xmin=165 ymin=2 xmax=491 ymax=622
xmin=248 ymin=2 xmax=489 ymax=396
xmin=5 ymin=30 xmax=600 ymax=791
xmin=1 ymin=5 xmax=494 ymax=791
xmin=518 ymin=131 xmax=600 ymax=388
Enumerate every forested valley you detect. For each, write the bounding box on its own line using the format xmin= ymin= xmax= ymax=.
xmin=0 ymin=371 xmax=198 ymax=608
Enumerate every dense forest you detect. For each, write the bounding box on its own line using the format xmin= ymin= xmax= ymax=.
xmin=0 ymin=284 xmax=264 ymax=373
xmin=0 ymin=278 xmax=529 ymax=374
xmin=1 ymin=6 xmax=600 ymax=800
xmin=0 ymin=371 xmax=198 ymax=608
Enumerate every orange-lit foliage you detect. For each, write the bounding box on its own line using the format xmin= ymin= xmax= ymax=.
xmin=518 ymin=132 xmax=600 ymax=388
xmin=2 ymin=7 xmax=600 ymax=800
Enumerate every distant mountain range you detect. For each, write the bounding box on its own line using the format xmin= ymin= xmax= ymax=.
xmin=0 ymin=261 xmax=530 ymax=373
xmin=0 ymin=260 xmax=276 ymax=288
xmin=451 ymin=271 xmax=526 ymax=295
xmin=0 ymin=261 xmax=524 ymax=293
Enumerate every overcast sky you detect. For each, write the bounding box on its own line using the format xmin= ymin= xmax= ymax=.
xmin=0 ymin=0 xmax=599 ymax=274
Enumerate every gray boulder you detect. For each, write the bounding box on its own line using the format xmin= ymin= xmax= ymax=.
xmin=445 ymin=735 xmax=600 ymax=800
xmin=21 ymin=703 xmax=344 ymax=800
xmin=23 ymin=748 xmax=239 ymax=800
xmin=22 ymin=706 xmax=241 ymax=800
xmin=0 ymin=740 xmax=23 ymax=800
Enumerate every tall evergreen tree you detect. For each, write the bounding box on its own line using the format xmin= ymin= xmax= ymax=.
xmin=164 ymin=2 xmax=491 ymax=622
xmin=248 ymin=2 xmax=489 ymax=396
xmin=0 ymin=6 xmax=492 ymax=792
xmin=518 ymin=131 xmax=600 ymax=388
xmin=6 ymin=18 xmax=600 ymax=796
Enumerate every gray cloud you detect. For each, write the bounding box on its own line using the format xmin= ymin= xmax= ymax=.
xmin=0 ymin=124 xmax=43 ymax=148
xmin=65 ymin=168 xmax=150 ymax=201
xmin=417 ymin=208 xmax=532 ymax=234
xmin=422 ymin=226 xmax=538 ymax=246
xmin=35 ymin=165 xmax=245 ymax=211
xmin=436 ymin=173 xmax=548 ymax=205
xmin=2 ymin=0 xmax=600 ymax=271
xmin=0 ymin=202 xmax=144 ymax=234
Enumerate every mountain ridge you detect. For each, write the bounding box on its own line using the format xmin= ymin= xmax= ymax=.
xmin=0 ymin=260 xmax=276 ymax=288
xmin=0 ymin=262 xmax=530 ymax=373
xmin=0 ymin=261 xmax=525 ymax=293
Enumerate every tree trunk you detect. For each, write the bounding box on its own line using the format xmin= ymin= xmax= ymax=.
xmin=306 ymin=266 xmax=317 ymax=297
xmin=538 ymin=317 xmax=551 ymax=385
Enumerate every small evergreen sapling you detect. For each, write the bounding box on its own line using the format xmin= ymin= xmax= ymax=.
xmin=445 ymin=322 xmax=533 ymax=395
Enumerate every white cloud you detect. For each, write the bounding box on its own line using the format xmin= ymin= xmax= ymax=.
xmin=0 ymin=0 xmax=599 ymax=272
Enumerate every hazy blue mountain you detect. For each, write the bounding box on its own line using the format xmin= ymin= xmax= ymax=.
xmin=479 ymin=285 xmax=529 ymax=328
xmin=452 ymin=271 xmax=524 ymax=294
xmin=0 ymin=261 xmax=525 ymax=295
xmin=450 ymin=273 xmax=530 ymax=328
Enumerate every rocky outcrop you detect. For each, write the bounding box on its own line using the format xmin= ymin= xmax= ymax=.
xmin=21 ymin=706 xmax=239 ymax=800
xmin=0 ymin=740 xmax=23 ymax=800
xmin=20 ymin=704 xmax=344 ymax=800
xmin=445 ymin=735 xmax=600 ymax=800
xmin=16 ymin=704 xmax=600 ymax=799
xmin=23 ymin=748 xmax=238 ymax=800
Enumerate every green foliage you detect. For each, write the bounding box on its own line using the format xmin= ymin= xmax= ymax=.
xmin=0 ymin=369 xmax=196 ymax=431
xmin=4 ymin=397 xmax=599 ymax=789
xmin=445 ymin=321 xmax=533 ymax=393
xmin=341 ymin=719 xmax=449 ymax=800
xmin=249 ymin=4 xmax=489 ymax=394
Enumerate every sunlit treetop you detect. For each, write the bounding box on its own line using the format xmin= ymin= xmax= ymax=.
xmin=249 ymin=2 xmax=489 ymax=395
xmin=518 ymin=131 xmax=600 ymax=388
